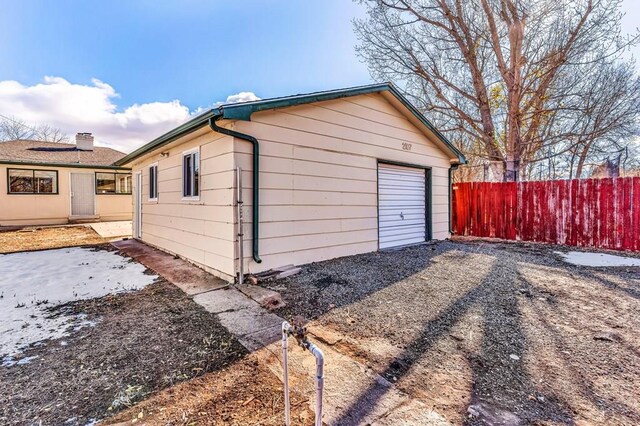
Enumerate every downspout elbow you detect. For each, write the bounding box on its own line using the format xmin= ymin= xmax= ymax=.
xmin=209 ymin=113 xmax=262 ymax=263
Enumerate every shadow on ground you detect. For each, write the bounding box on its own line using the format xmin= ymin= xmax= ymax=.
xmin=273 ymin=240 xmax=640 ymax=425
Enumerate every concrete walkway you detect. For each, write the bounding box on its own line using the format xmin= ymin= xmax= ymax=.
xmin=89 ymin=221 xmax=132 ymax=240
xmin=113 ymin=239 xmax=449 ymax=425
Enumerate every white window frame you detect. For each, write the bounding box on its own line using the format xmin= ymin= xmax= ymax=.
xmin=181 ymin=147 xmax=200 ymax=201
xmin=148 ymin=162 xmax=158 ymax=202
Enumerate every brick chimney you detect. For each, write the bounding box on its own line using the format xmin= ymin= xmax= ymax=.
xmin=75 ymin=133 xmax=94 ymax=151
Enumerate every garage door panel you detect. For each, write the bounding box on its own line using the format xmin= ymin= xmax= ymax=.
xmin=379 ymin=203 xmax=425 ymax=210
xmin=379 ymin=180 xmax=425 ymax=188
xmin=378 ymin=163 xmax=427 ymax=249
xmin=379 ymin=218 xmax=425 ymax=227
xmin=379 ymin=190 xmax=425 ymax=197
xmin=379 ymin=235 xmax=425 ymax=249
xmin=378 ymin=194 xmax=424 ymax=203
xmin=379 ymin=226 xmax=427 ymax=238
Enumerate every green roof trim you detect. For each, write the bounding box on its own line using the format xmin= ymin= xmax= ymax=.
xmin=115 ymin=83 xmax=466 ymax=166
xmin=1 ymin=159 xmax=130 ymax=170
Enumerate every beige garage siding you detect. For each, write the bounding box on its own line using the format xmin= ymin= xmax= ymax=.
xmin=131 ymin=129 xmax=237 ymax=281
xmin=233 ymin=93 xmax=452 ymax=274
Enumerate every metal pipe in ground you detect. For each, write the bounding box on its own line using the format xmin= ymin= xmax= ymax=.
xmin=282 ymin=322 xmax=292 ymax=426
xmin=236 ymin=166 xmax=244 ymax=284
xmin=282 ymin=321 xmax=325 ymax=426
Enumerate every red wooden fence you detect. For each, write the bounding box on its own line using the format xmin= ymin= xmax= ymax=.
xmin=451 ymin=177 xmax=640 ymax=251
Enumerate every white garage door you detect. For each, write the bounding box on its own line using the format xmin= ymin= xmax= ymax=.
xmin=378 ymin=163 xmax=427 ymax=249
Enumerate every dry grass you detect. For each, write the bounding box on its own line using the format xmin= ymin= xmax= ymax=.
xmin=0 ymin=280 xmax=249 ymax=426
xmin=104 ymin=354 xmax=313 ymax=426
xmin=0 ymin=226 xmax=105 ymax=253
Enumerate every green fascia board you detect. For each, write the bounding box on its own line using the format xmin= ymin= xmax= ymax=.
xmin=220 ymin=83 xmax=391 ymax=120
xmin=114 ymin=110 xmax=216 ymax=166
xmin=0 ymin=160 xmax=131 ymax=171
xmin=115 ymin=82 xmax=466 ymax=166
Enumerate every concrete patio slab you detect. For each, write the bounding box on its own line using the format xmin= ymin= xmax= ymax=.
xmin=192 ymin=287 xmax=256 ymax=313
xmin=236 ymin=283 xmax=286 ymax=310
xmin=112 ymin=239 xmax=228 ymax=295
xmin=238 ymin=324 xmax=282 ymax=352
xmin=89 ymin=221 xmax=132 ymax=239
xmin=217 ymin=306 xmax=284 ymax=338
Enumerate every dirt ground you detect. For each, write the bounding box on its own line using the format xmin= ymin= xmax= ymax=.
xmin=0 ymin=280 xmax=248 ymax=425
xmin=1 ymin=239 xmax=308 ymax=426
xmin=104 ymin=354 xmax=312 ymax=426
xmin=273 ymin=241 xmax=640 ymax=425
xmin=0 ymin=225 xmax=105 ymax=253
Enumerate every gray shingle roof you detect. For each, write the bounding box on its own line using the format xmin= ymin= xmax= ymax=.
xmin=0 ymin=140 xmax=125 ymax=166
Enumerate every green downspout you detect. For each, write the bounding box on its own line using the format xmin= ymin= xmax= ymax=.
xmin=448 ymin=164 xmax=459 ymax=234
xmin=209 ymin=114 xmax=262 ymax=263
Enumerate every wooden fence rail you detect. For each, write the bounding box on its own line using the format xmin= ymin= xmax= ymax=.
xmin=451 ymin=177 xmax=640 ymax=251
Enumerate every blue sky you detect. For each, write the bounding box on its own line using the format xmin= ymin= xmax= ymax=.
xmin=0 ymin=1 xmax=637 ymax=152
xmin=0 ymin=0 xmax=371 ymax=108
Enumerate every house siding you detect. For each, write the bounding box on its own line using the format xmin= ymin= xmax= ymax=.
xmin=234 ymin=93 xmax=452 ymax=274
xmin=130 ymin=129 xmax=237 ymax=281
xmin=0 ymin=164 xmax=132 ymax=226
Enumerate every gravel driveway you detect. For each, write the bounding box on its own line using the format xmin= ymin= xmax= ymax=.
xmin=272 ymin=240 xmax=640 ymax=425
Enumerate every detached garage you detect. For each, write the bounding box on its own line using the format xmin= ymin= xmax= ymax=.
xmin=116 ymin=83 xmax=465 ymax=282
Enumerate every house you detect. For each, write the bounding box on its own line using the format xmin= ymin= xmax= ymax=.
xmin=115 ymin=83 xmax=466 ymax=282
xmin=0 ymin=133 xmax=132 ymax=226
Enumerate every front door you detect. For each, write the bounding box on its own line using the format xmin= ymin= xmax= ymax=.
xmin=70 ymin=173 xmax=95 ymax=216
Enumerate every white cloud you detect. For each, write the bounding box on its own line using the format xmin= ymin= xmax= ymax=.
xmin=224 ymin=91 xmax=261 ymax=104
xmin=0 ymin=76 xmax=259 ymax=153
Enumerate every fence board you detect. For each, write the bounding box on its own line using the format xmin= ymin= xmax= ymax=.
xmin=452 ymin=177 xmax=639 ymax=251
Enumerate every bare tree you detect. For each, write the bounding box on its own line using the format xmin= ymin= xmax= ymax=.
xmin=0 ymin=116 xmax=35 ymax=141
xmin=0 ymin=115 xmax=68 ymax=143
xmin=355 ymin=0 xmax=640 ymax=181
xmin=34 ymin=123 xmax=69 ymax=143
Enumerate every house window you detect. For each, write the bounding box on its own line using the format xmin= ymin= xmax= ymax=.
xmin=8 ymin=168 xmax=58 ymax=194
xmin=149 ymin=164 xmax=158 ymax=200
xmin=182 ymin=149 xmax=199 ymax=198
xmin=96 ymin=172 xmax=132 ymax=194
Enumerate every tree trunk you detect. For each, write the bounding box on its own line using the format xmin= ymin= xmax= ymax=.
xmin=575 ymin=140 xmax=594 ymax=179
xmin=504 ymin=157 xmax=519 ymax=181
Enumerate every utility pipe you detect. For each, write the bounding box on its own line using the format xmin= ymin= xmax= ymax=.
xmin=236 ymin=166 xmax=244 ymax=284
xmin=282 ymin=321 xmax=325 ymax=426
xmin=209 ymin=114 xmax=262 ymax=263
xmin=307 ymin=340 xmax=325 ymax=426
xmin=282 ymin=322 xmax=292 ymax=426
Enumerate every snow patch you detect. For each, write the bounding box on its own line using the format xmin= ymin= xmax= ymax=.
xmin=2 ymin=355 xmax=40 ymax=367
xmin=555 ymin=251 xmax=640 ymax=267
xmin=0 ymin=247 xmax=157 ymax=358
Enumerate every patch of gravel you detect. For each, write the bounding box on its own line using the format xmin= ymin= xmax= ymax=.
xmin=273 ymin=242 xmax=440 ymax=320
xmin=0 ymin=280 xmax=247 ymax=426
xmin=272 ymin=240 xmax=640 ymax=425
